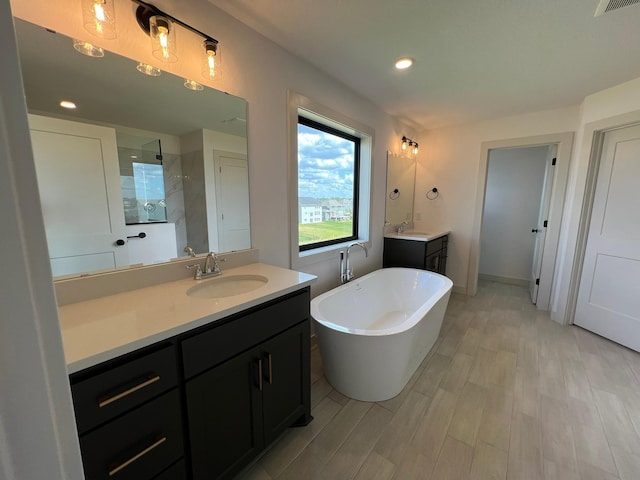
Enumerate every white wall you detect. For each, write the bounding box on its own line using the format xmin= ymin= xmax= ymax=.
xmin=416 ymin=106 xmax=580 ymax=291
xmin=479 ymin=146 xmax=548 ymax=281
xmin=1 ymin=1 xmax=83 ymax=478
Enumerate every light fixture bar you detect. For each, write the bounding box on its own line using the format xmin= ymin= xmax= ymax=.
xmin=132 ymin=0 xmax=218 ymax=47
xmin=401 ymin=135 xmax=419 ymax=155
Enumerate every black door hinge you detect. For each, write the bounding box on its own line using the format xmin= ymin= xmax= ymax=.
xmin=543 ymin=220 xmax=548 ymax=228
xmin=535 ymin=278 xmax=540 ymax=285
xmin=552 ymin=157 xmax=557 ymax=166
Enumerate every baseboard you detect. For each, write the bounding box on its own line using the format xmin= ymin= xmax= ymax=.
xmin=478 ymin=273 xmax=529 ymax=287
xmin=452 ymin=285 xmax=467 ymax=295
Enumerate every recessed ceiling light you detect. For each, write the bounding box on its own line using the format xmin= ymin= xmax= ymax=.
xmin=395 ymin=57 xmax=414 ymax=70
xmin=60 ymin=100 xmax=77 ymax=109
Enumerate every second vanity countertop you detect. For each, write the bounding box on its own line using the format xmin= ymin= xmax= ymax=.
xmin=384 ymin=229 xmax=450 ymax=242
xmin=58 ymin=262 xmax=317 ymax=374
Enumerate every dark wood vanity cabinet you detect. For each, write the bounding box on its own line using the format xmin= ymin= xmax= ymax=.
xmin=69 ymin=287 xmax=311 ymax=480
xmin=383 ymin=234 xmax=448 ymax=275
xmin=182 ymin=289 xmax=311 ymax=480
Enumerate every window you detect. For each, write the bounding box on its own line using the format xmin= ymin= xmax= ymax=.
xmin=297 ymin=116 xmax=360 ymax=251
xmin=288 ymin=92 xmax=373 ymax=268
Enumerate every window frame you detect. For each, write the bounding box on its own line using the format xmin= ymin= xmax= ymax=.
xmin=287 ymin=91 xmax=374 ymax=269
xmin=297 ymin=115 xmax=361 ymax=251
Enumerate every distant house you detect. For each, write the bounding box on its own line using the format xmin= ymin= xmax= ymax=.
xmin=322 ymin=199 xmax=352 ymax=221
xmin=299 ymin=197 xmax=323 ymax=224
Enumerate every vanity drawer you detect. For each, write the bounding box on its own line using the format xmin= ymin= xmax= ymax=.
xmin=71 ymin=345 xmax=178 ymax=434
xmin=79 ymin=389 xmax=183 ymax=480
xmin=182 ymin=288 xmax=310 ymax=379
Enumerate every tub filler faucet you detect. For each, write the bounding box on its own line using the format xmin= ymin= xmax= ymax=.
xmin=340 ymin=241 xmax=368 ymax=284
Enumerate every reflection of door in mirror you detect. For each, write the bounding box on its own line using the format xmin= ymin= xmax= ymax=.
xmin=29 ymin=114 xmax=129 ymax=276
xmin=385 ymin=152 xmax=416 ymax=226
xmin=215 ymin=151 xmax=250 ymax=252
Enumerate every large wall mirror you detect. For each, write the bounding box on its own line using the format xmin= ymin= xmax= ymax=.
xmin=15 ymin=18 xmax=250 ymax=278
xmin=385 ymin=152 xmax=416 ymax=225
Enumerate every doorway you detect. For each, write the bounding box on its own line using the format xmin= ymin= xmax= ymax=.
xmin=478 ymin=145 xmax=553 ymax=304
xmin=467 ymin=132 xmax=574 ymax=310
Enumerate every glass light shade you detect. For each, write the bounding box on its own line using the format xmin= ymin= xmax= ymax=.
xmin=401 ymin=137 xmax=407 ymax=151
xmin=82 ymin=0 xmax=116 ymax=39
xmin=150 ymin=15 xmax=177 ymax=63
xmin=184 ymin=79 xmax=204 ymax=91
xmin=73 ymin=39 xmax=104 ymax=57
xmin=413 ymin=143 xmax=419 ymax=155
xmin=136 ymin=62 xmax=161 ymax=76
xmin=202 ymin=40 xmax=220 ymax=79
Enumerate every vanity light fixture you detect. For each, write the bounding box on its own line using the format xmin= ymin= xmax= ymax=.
xmin=72 ymin=38 xmax=104 ymax=57
xmin=81 ymin=0 xmax=117 ymax=39
xmin=136 ymin=62 xmax=161 ymax=76
xmin=184 ymin=79 xmax=204 ymax=91
xmin=134 ymin=0 xmax=220 ymax=73
xmin=202 ymin=40 xmax=218 ymax=79
xmin=149 ymin=14 xmax=177 ymax=63
xmin=401 ymin=136 xmax=419 ymax=156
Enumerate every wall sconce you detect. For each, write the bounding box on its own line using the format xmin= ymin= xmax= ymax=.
xmin=81 ymin=0 xmax=117 ymax=39
xmin=401 ymin=136 xmax=419 ymax=156
xmin=134 ymin=0 xmax=220 ymax=75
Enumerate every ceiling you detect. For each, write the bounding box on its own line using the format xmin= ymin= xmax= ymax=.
xmin=207 ymin=0 xmax=640 ymax=130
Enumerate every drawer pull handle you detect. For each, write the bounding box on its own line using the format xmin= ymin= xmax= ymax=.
xmin=257 ymin=359 xmax=263 ymax=392
xmin=266 ymin=353 xmax=273 ymax=384
xmin=108 ymin=436 xmax=167 ymax=476
xmin=98 ymin=375 xmax=160 ymax=408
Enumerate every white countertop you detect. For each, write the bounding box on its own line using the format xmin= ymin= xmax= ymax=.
xmin=384 ymin=230 xmax=450 ymax=242
xmin=58 ymin=263 xmax=317 ymax=374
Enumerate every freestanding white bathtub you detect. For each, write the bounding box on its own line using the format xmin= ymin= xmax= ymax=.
xmin=311 ymin=268 xmax=453 ymax=401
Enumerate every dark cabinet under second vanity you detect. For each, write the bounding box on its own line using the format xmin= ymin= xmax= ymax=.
xmin=66 ymin=277 xmax=312 ymax=480
xmin=383 ymin=232 xmax=449 ymax=276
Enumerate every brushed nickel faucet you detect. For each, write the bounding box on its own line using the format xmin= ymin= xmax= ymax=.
xmin=340 ymin=241 xmax=368 ymax=283
xmin=186 ymin=251 xmax=226 ymax=280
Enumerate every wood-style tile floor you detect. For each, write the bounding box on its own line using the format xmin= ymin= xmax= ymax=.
xmin=238 ymin=280 xmax=640 ymax=480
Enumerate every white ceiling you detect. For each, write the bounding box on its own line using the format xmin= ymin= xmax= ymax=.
xmin=207 ymin=0 xmax=640 ymax=130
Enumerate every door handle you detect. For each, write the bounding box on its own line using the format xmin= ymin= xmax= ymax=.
xmin=532 ymin=229 xmax=541 ymax=233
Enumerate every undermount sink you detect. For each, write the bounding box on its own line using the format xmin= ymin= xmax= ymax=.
xmin=187 ymin=274 xmax=269 ymax=299
xmin=401 ymin=231 xmax=431 ymax=236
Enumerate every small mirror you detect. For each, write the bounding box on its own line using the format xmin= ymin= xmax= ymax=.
xmin=385 ymin=151 xmax=416 ymax=225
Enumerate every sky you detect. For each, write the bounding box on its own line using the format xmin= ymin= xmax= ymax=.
xmin=298 ymin=123 xmax=355 ymax=199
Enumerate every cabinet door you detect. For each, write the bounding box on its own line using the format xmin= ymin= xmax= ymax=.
xmin=261 ymin=321 xmax=311 ymax=445
xmin=186 ymin=346 xmax=264 ymax=480
xmin=383 ymin=238 xmax=427 ymax=269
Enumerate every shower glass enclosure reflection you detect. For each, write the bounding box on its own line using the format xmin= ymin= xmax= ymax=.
xmin=119 ymin=138 xmax=168 ymax=224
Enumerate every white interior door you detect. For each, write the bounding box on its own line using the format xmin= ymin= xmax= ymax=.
xmin=215 ymin=151 xmax=250 ymax=252
xmin=574 ymin=124 xmax=640 ymax=352
xmin=529 ymin=145 xmax=556 ymax=303
xmin=29 ymin=114 xmax=128 ymax=276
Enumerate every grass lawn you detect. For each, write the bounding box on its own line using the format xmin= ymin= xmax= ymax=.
xmin=299 ymin=221 xmax=353 ymax=245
